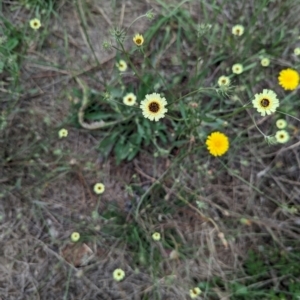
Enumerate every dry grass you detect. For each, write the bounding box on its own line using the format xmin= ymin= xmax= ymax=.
xmin=1 ymin=0 xmax=300 ymax=299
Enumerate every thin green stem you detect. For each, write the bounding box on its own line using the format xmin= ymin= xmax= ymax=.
xmin=126 ymin=14 xmax=148 ymax=32
xmin=277 ymin=110 xmax=300 ymax=123
xmin=135 ymin=145 xmax=191 ymax=220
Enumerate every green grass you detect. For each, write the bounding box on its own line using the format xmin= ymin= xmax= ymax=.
xmin=1 ymin=0 xmax=300 ymax=299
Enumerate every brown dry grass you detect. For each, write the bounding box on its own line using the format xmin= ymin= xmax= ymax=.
xmin=1 ymin=0 xmax=300 ymax=299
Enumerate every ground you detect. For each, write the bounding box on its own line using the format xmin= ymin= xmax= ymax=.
xmin=1 ymin=0 xmax=300 ymax=299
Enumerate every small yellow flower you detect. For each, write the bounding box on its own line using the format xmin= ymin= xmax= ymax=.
xmin=113 ymin=268 xmax=125 ymax=282
xmin=232 ymin=63 xmax=243 ymax=74
xmin=123 ymin=93 xmax=137 ymax=106
xmin=71 ymin=232 xmax=80 ymax=242
xmin=133 ymin=34 xmax=144 ymax=46
xmin=58 ymin=128 xmax=68 ymax=138
xmin=261 ymin=57 xmax=270 ymax=67
xmin=189 ymin=287 xmax=202 ymax=299
xmin=140 ymin=93 xmax=168 ymax=121
xmin=232 ymin=24 xmax=244 ymax=36
xmin=116 ymin=60 xmax=127 ymax=72
xmin=276 ymin=119 xmax=287 ymax=129
xmin=30 ymin=18 xmax=41 ymax=30
xmin=218 ymin=75 xmax=230 ymax=87
xmin=93 ymin=183 xmax=105 ymax=194
xmin=294 ymin=47 xmax=300 ymax=56
xmin=278 ymin=68 xmax=299 ymax=90
xmin=275 ymin=130 xmax=290 ymax=143
xmin=206 ymin=132 xmax=229 ymax=157
xmin=252 ymin=89 xmax=279 ymax=116
xmin=152 ymin=232 xmax=161 ymax=241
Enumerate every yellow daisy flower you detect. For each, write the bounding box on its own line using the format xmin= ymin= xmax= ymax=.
xmin=232 ymin=63 xmax=243 ymax=74
xmin=278 ymin=68 xmax=299 ymax=90
xmin=140 ymin=93 xmax=168 ymax=121
xmin=116 ymin=60 xmax=127 ymax=72
xmin=113 ymin=268 xmax=125 ymax=282
xmin=189 ymin=287 xmax=202 ymax=299
xmin=261 ymin=58 xmax=270 ymax=67
xmin=206 ymin=132 xmax=229 ymax=157
xmin=30 ymin=18 xmax=41 ymax=30
xmin=275 ymin=130 xmax=290 ymax=143
xmin=276 ymin=119 xmax=287 ymax=129
xmin=152 ymin=232 xmax=161 ymax=241
xmin=93 ymin=183 xmax=105 ymax=194
xmin=123 ymin=93 xmax=136 ymax=106
xmin=58 ymin=128 xmax=68 ymax=138
xmin=252 ymin=89 xmax=279 ymax=116
xmin=217 ymin=75 xmax=230 ymax=87
xmin=133 ymin=34 xmax=144 ymax=46
xmin=71 ymin=232 xmax=80 ymax=242
xmin=232 ymin=25 xmax=244 ymax=36
xmin=294 ymin=47 xmax=300 ymax=56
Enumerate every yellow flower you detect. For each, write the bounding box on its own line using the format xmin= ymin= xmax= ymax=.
xmin=140 ymin=93 xmax=167 ymax=121
xmin=133 ymin=34 xmax=144 ymax=46
xmin=189 ymin=287 xmax=202 ymax=299
xmin=275 ymin=130 xmax=290 ymax=143
xmin=232 ymin=63 xmax=243 ymax=74
xmin=261 ymin=58 xmax=270 ymax=67
xmin=276 ymin=119 xmax=287 ymax=129
xmin=71 ymin=232 xmax=80 ymax=242
xmin=123 ymin=93 xmax=137 ymax=106
xmin=206 ymin=132 xmax=229 ymax=157
xmin=278 ymin=68 xmax=299 ymax=90
xmin=58 ymin=128 xmax=68 ymax=138
xmin=30 ymin=18 xmax=41 ymax=30
xmin=252 ymin=89 xmax=279 ymax=116
xmin=217 ymin=75 xmax=230 ymax=87
xmin=294 ymin=48 xmax=300 ymax=56
xmin=93 ymin=183 xmax=105 ymax=194
xmin=232 ymin=25 xmax=244 ymax=36
xmin=113 ymin=268 xmax=125 ymax=281
xmin=152 ymin=232 xmax=161 ymax=241
xmin=116 ymin=60 xmax=127 ymax=72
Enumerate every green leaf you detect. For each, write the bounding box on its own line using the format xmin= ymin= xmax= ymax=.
xmin=109 ymin=87 xmax=123 ymax=98
xmin=6 ymin=38 xmax=19 ymax=51
xmin=127 ymin=147 xmax=139 ymax=161
xmin=85 ymin=111 xmax=118 ymax=121
xmin=137 ymin=122 xmax=145 ymax=137
xmin=172 ymin=140 xmax=188 ymax=147
xmin=142 ymin=120 xmax=152 ymax=146
xmin=99 ymin=131 xmax=119 ymax=157
xmin=129 ymin=132 xmax=142 ymax=146
xmin=0 ymin=61 xmax=4 ymax=73
xmin=200 ymin=115 xmax=216 ymax=122
xmin=231 ymin=283 xmax=248 ymax=296
xmin=114 ymin=137 xmax=132 ymax=165
xmin=178 ymin=100 xmax=188 ymax=124
xmin=158 ymin=131 xmax=167 ymax=144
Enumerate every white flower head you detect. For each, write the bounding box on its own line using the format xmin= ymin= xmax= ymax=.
xmin=252 ymin=89 xmax=279 ymax=116
xmin=140 ymin=93 xmax=168 ymax=121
